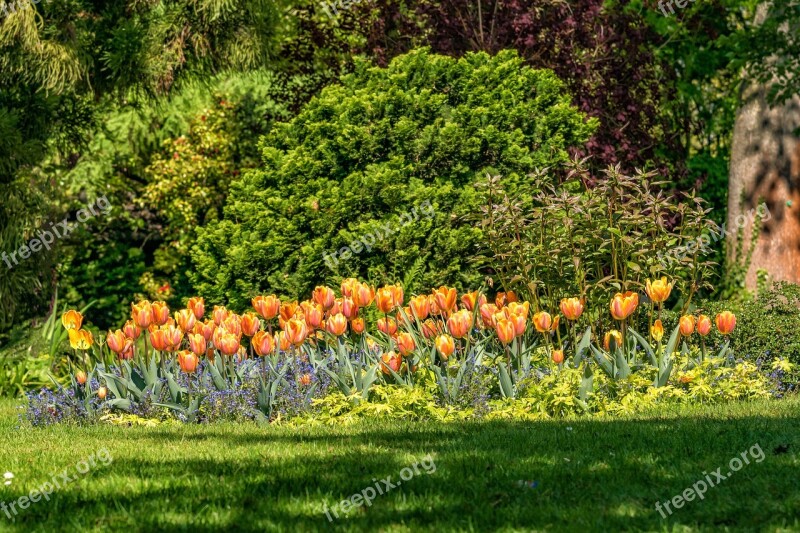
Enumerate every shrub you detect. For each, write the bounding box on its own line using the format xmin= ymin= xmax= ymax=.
xmin=191 ymin=48 xmax=596 ymax=308
xmin=55 ymin=71 xmax=294 ymax=329
xmin=695 ymin=282 xmax=800 ymax=365
xmin=473 ymin=163 xmax=716 ymax=322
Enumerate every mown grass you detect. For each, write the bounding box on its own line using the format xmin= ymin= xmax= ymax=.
xmin=0 ymin=398 xmax=798 ymax=532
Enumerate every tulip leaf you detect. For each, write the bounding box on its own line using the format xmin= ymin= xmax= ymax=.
xmin=361 ymin=364 xmax=380 ymax=399
xmin=716 ymin=340 xmax=730 ymax=359
xmin=207 ymin=359 xmax=227 ymax=390
xmin=431 ymin=365 xmax=450 ymax=402
xmin=98 ymin=371 xmax=126 ymax=400
xmin=664 ymin=325 xmax=681 ymax=357
xmin=656 ymin=359 xmax=674 ymax=388
xmin=590 ymin=346 xmax=614 ymax=377
xmin=497 ymin=362 xmax=515 ymax=399
xmin=106 ymin=399 xmax=132 ymax=412
xmin=166 ymin=372 xmax=182 ymax=404
xmin=628 ymin=329 xmax=656 ymax=366
xmin=574 ymin=326 xmax=592 ymax=367
xmin=614 ymin=350 xmax=631 ymax=379
xmin=579 ymin=364 xmax=593 ymax=400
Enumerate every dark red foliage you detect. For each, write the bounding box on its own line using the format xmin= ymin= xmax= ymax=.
xmin=280 ymin=0 xmax=683 ymax=177
xmin=412 ymin=0 xmax=681 ymax=176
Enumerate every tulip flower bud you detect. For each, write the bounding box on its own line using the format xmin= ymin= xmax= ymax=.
xmin=696 ymin=315 xmax=712 ymax=336
xmin=679 ymin=315 xmax=695 ymax=337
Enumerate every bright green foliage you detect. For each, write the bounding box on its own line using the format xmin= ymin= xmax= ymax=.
xmin=52 ymin=71 xmax=294 ymax=328
xmin=192 ymin=48 xmax=596 ymax=307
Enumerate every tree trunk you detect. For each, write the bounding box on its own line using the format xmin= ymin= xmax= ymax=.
xmin=727 ymin=86 xmax=800 ymax=289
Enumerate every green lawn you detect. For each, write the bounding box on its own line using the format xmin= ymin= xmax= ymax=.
xmin=0 ymin=398 xmax=798 ymax=532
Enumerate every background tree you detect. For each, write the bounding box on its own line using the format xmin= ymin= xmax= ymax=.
xmin=0 ymin=0 xmax=282 ymax=330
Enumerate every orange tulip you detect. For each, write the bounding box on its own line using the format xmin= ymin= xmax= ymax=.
xmin=651 ymin=319 xmax=664 ymax=342
xmin=61 ymin=310 xmax=83 ymax=331
xmin=421 ymin=319 xmax=437 ymax=339
xmin=506 ymin=301 xmax=530 ymax=319
xmin=428 ymin=294 xmax=441 ymax=317
xmin=377 ymin=317 xmax=398 ymax=336
xmin=302 ymin=303 xmax=324 ymax=329
xmin=177 ymin=350 xmax=199 ymax=373
xmin=409 ymin=295 xmax=430 ymax=320
xmin=217 ymin=317 xmax=239 ymax=340
xmin=376 ymin=287 xmax=396 ymax=313
xmin=163 ymin=324 xmax=184 ymax=351
xmin=341 ymin=277 xmax=359 ymax=297
xmin=380 ymin=351 xmax=402 ymax=375
xmin=120 ymin=343 xmax=135 ymax=360
xmin=75 ymin=371 xmax=87 ymax=385
xmin=341 ymin=297 xmax=359 ymax=320
xmin=679 ymin=315 xmax=695 ymax=337
xmin=610 ymin=292 xmax=639 ymax=321
xmin=131 ymin=301 xmax=153 ymax=329
xmin=285 ymin=318 xmax=308 ymax=346
xmin=213 ymin=305 xmax=229 ymax=326
xmin=479 ymin=303 xmax=499 ymax=328
xmin=604 ymin=330 xmax=623 ymax=351
xmin=435 ymin=334 xmax=455 ymax=360
xmin=433 ymin=286 xmax=457 ymax=314
xmin=697 ymin=314 xmax=712 ymax=336
xmin=252 ymin=331 xmax=275 ymax=356
xmin=389 ymin=284 xmax=404 ymax=307
xmin=326 ymin=314 xmax=348 ymax=336
xmin=275 ymin=331 xmax=291 ymax=351
xmin=241 ymin=312 xmax=261 ymax=336
xmin=313 ymin=286 xmax=336 ymax=309
xmin=510 ymin=314 xmax=527 ymax=336
xmin=123 ymin=320 xmax=141 ymax=340
xmin=252 ymin=295 xmax=280 ymax=320
xmin=446 ymin=309 xmax=473 ymax=339
xmin=68 ymin=329 xmax=94 ymax=350
xmin=299 ymin=373 xmax=313 ymax=386
xmin=217 ymin=332 xmax=241 ymax=356
xmin=560 ymin=298 xmax=584 ymax=321
xmin=533 ymin=312 xmax=552 ymax=333
xmin=193 ymin=319 xmax=216 ymax=342
xmin=645 ymin=277 xmax=673 ymax=304
xmin=355 ymin=283 xmax=375 ymax=307
xmin=106 ymin=330 xmax=129 ymax=354
xmin=494 ymin=318 xmax=516 ymax=344
xmin=186 ymin=297 xmax=205 ymax=320
xmin=395 ymin=332 xmax=416 ymax=357
xmin=495 ymin=291 xmax=518 ymax=308
xmin=150 ymin=328 xmax=170 ymax=351
xmin=351 ymin=317 xmax=366 ymax=335
xmin=175 ymin=309 xmax=197 ymax=333
xmin=460 ymin=291 xmax=486 ymax=312
xmin=97 ymin=387 xmax=107 ymax=400
xmin=551 ymin=349 xmax=565 ymax=365
xmin=151 ymin=301 xmax=170 ymax=326
xmin=715 ymin=311 xmax=736 ymax=335
xmin=188 ymin=333 xmax=207 ymax=356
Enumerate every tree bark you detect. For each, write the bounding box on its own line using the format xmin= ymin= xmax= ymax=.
xmin=727 ymin=86 xmax=800 ymax=289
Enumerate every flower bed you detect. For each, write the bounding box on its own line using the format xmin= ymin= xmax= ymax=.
xmin=27 ymin=280 xmax=798 ymax=426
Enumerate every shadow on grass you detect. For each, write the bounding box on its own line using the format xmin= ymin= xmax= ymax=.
xmin=3 ymin=410 xmax=799 ymax=532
